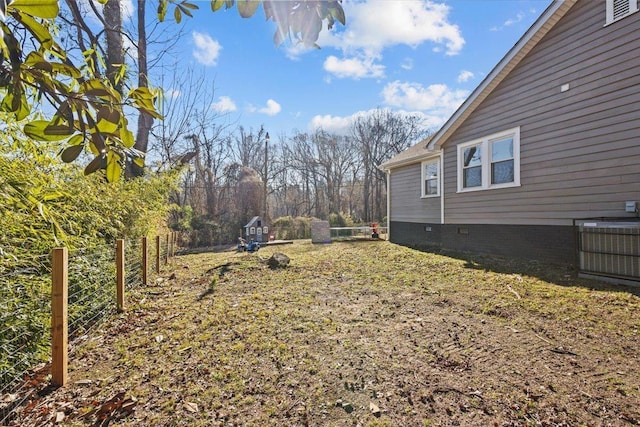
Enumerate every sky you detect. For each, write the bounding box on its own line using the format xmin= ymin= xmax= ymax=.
xmin=127 ymin=0 xmax=553 ymax=140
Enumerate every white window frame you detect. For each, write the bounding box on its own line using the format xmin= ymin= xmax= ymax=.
xmin=605 ymin=0 xmax=638 ymax=25
xmin=457 ymin=127 xmax=521 ymax=193
xmin=421 ymin=157 xmax=440 ymax=198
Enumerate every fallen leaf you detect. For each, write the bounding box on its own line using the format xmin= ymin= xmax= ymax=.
xmin=369 ymin=402 xmax=381 ymax=417
xmin=184 ymin=401 xmax=199 ymax=413
xmin=155 ymin=335 xmax=164 ymax=343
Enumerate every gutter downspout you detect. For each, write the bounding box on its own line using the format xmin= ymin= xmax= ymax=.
xmin=440 ymin=151 xmax=445 ymax=225
xmin=386 ymin=169 xmax=391 ymax=240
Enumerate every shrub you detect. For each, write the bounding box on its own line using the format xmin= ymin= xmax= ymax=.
xmin=0 ymin=135 xmax=179 ymax=389
xmin=272 ymin=216 xmax=315 ymax=240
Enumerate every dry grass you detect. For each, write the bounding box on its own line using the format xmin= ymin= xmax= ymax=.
xmin=11 ymin=240 xmax=640 ymax=426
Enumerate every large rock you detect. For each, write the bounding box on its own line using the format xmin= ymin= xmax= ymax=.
xmin=267 ymin=252 xmax=290 ymax=269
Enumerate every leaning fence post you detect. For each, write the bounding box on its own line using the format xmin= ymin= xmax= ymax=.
xmin=51 ymin=247 xmax=68 ymax=387
xmin=142 ymin=237 xmax=148 ymax=286
xmin=155 ymin=235 xmax=161 ymax=273
xmin=116 ymin=239 xmax=125 ymax=312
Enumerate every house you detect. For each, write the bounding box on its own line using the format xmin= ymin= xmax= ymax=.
xmin=244 ymin=216 xmax=269 ymax=243
xmin=382 ymin=0 xmax=640 ymax=280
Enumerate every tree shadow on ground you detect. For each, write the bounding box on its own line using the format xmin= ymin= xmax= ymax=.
xmin=197 ymin=262 xmax=239 ymax=300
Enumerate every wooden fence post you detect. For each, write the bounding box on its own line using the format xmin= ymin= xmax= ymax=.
xmin=51 ymin=247 xmax=68 ymax=387
xmin=155 ymin=235 xmax=161 ymax=273
xmin=142 ymin=237 xmax=148 ymax=286
xmin=168 ymin=233 xmax=173 ymax=260
xmin=116 ymin=239 xmax=125 ymax=312
xmin=165 ymin=234 xmax=169 ymax=265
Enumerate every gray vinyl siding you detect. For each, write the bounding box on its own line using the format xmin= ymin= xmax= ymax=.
xmin=443 ymin=1 xmax=640 ymax=226
xmin=389 ymin=164 xmax=441 ymax=223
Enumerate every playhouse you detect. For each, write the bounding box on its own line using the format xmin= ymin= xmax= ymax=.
xmin=244 ymin=216 xmax=269 ymax=243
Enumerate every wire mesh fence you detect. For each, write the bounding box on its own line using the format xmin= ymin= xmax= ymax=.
xmin=125 ymin=238 xmax=144 ymax=290
xmin=67 ymin=243 xmax=116 ymax=340
xmin=0 ymin=234 xmax=178 ymax=424
xmin=0 ymin=253 xmax=51 ymax=423
xmin=0 ymin=253 xmax=51 ymax=395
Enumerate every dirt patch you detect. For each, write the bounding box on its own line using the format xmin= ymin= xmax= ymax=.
xmin=6 ymin=241 xmax=640 ymax=426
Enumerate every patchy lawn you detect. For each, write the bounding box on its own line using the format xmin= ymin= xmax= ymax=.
xmin=11 ymin=241 xmax=640 ymax=426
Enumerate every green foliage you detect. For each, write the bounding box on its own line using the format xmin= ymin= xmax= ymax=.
xmin=157 ymin=0 xmax=346 ymax=48
xmin=272 ymin=216 xmax=314 ymax=240
xmin=0 ymin=134 xmax=179 ymax=389
xmin=329 ymin=213 xmax=354 ymax=228
xmin=329 ymin=213 xmax=355 ymax=237
xmin=0 ymin=0 xmax=162 ymax=181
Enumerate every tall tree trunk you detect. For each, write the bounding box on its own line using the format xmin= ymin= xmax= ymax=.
xmin=104 ymin=0 xmax=124 ymax=94
xmin=128 ymin=0 xmax=153 ymax=177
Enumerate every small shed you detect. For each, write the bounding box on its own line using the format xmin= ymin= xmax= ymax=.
xmin=245 ymin=216 xmax=269 ymax=243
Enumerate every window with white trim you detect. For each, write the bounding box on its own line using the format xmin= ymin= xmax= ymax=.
xmin=606 ymin=0 xmax=638 ymax=25
xmin=457 ymin=127 xmax=520 ymax=192
xmin=421 ymin=158 xmax=440 ymax=197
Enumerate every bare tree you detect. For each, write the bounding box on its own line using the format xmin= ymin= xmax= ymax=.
xmin=351 ymin=109 xmax=429 ymax=222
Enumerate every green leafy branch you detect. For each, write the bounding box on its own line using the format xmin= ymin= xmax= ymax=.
xmin=158 ymin=0 xmax=346 ymax=48
xmin=0 ymin=0 xmax=161 ymax=182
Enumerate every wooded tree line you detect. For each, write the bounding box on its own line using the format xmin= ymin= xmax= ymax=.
xmin=159 ymin=97 xmax=429 ymax=244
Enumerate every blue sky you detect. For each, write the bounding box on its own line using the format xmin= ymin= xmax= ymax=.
xmin=132 ymin=0 xmax=552 ymax=139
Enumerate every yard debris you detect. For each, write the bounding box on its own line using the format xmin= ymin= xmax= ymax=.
xmin=506 ymin=284 xmax=521 ymax=300
xmin=79 ymin=392 xmax=136 ymax=424
xmin=369 ymin=402 xmax=381 ymax=417
xmin=267 ymin=252 xmax=290 ymax=269
xmin=551 ymin=347 xmax=578 ymax=356
xmin=339 ymin=401 xmax=354 ymax=413
xmin=183 ymin=401 xmax=199 ymax=413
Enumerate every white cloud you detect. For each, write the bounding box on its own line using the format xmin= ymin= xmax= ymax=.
xmin=211 ymin=96 xmax=237 ymax=113
xmin=123 ymin=35 xmax=137 ymax=61
xmin=318 ymin=0 xmax=464 ymax=56
xmin=382 ymin=80 xmax=468 ymax=114
xmin=310 ymin=114 xmax=357 ymax=134
xmin=504 ymin=12 xmax=525 ymax=27
xmin=121 ymin=0 xmax=134 ymax=19
xmin=490 ymin=10 xmax=535 ymax=31
xmin=164 ymin=88 xmax=181 ymax=99
xmin=315 ymin=1 xmax=463 ymax=80
xmin=457 ymin=70 xmax=474 ymax=83
xmin=323 ymin=54 xmax=385 ymax=79
xmin=309 ymin=108 xmax=445 ymax=135
xmin=253 ymin=99 xmax=281 ymax=116
xmin=401 ymin=58 xmax=414 ymax=71
xmin=192 ymin=31 xmax=222 ymax=66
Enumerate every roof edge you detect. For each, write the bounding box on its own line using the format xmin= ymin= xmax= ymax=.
xmin=427 ymin=0 xmax=577 ymax=150
xmin=380 ymin=148 xmax=440 ymax=171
